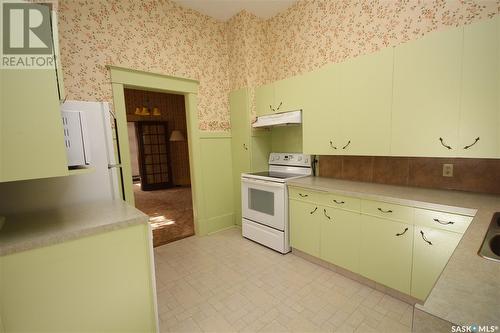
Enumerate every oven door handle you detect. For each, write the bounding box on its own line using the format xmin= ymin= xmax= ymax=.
xmin=241 ymin=177 xmax=285 ymax=188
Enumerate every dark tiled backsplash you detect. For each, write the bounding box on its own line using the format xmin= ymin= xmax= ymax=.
xmin=318 ymin=156 xmax=500 ymax=195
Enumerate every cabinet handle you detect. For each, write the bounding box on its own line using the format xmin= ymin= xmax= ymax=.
xmin=310 ymin=207 xmax=318 ymax=214
xmin=420 ymin=230 xmax=432 ymax=245
xmin=299 ymin=193 xmax=308 ymax=197
xmin=269 ymin=105 xmax=275 ymax=112
xmin=329 ymin=141 xmax=337 ymax=149
xmin=323 ymin=209 xmax=331 ymax=220
xmin=243 ymin=144 xmax=248 ymax=150
xmin=276 ymin=101 xmax=282 ymax=111
xmin=377 ymin=208 xmax=393 ymax=213
xmin=342 ymin=140 xmax=351 ymax=149
xmin=439 ymin=137 xmax=452 ymax=150
xmin=395 ymin=227 xmax=408 ymax=236
xmin=433 ymin=218 xmax=454 ymax=225
xmin=333 ymin=199 xmax=345 ymax=205
xmin=463 ymin=137 xmax=480 ymax=150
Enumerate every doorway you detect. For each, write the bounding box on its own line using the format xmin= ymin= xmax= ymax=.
xmin=125 ymin=88 xmax=194 ymax=246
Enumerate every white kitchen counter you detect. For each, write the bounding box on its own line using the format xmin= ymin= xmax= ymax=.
xmin=0 ymin=200 xmax=148 ymax=256
xmin=287 ymin=176 xmax=500 ymax=327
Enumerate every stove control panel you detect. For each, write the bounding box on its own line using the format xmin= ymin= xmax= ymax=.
xmin=269 ymin=153 xmax=312 ymax=167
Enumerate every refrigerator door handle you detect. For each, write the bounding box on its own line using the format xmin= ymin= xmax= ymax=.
xmin=108 ymin=163 xmax=122 ymax=169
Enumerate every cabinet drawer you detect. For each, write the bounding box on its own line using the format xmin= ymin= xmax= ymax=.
xmin=414 ymin=209 xmax=473 ymax=234
xmin=322 ymin=193 xmax=361 ymax=212
xmin=288 ymin=187 xmax=327 ymax=203
xmin=361 ymin=200 xmax=414 ymax=223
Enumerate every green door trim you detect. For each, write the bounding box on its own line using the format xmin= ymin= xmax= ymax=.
xmin=108 ymin=66 xmax=203 ymax=235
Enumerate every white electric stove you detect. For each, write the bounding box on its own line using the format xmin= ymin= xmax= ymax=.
xmin=241 ymin=153 xmax=312 ymax=253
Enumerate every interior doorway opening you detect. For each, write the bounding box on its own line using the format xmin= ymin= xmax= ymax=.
xmin=124 ymin=88 xmax=194 ymax=246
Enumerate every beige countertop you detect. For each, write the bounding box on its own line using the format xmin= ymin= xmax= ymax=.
xmin=0 ymin=200 xmax=148 ymax=256
xmin=287 ymin=176 xmax=500 ymax=326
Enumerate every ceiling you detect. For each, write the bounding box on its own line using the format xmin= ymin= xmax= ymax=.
xmin=172 ymin=0 xmax=297 ymax=21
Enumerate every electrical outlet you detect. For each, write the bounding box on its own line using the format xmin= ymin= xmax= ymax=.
xmin=443 ymin=164 xmax=454 ymax=177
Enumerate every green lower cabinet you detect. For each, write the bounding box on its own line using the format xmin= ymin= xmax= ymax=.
xmin=359 ymin=215 xmax=413 ymax=294
xmin=411 ymin=226 xmax=462 ymax=300
xmin=320 ymin=207 xmax=361 ymax=273
xmin=290 ymin=199 xmax=321 ymax=257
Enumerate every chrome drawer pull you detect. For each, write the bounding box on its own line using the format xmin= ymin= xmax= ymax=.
xmin=323 ymin=209 xmax=331 ymax=220
xmin=329 ymin=141 xmax=337 ymax=149
xmin=433 ymin=218 xmax=455 ymax=225
xmin=310 ymin=207 xmax=318 ymax=214
xmin=420 ymin=230 xmax=432 ymax=245
xmin=342 ymin=140 xmax=351 ymax=149
xmin=333 ymin=200 xmax=345 ymax=204
xmin=396 ymin=227 xmax=408 ymax=236
xmin=299 ymin=193 xmax=308 ymax=197
xmin=377 ymin=208 xmax=393 ymax=213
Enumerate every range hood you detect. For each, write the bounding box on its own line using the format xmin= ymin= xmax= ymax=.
xmin=252 ymin=110 xmax=302 ymax=128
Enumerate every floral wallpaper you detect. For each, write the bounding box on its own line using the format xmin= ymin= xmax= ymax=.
xmin=58 ymin=0 xmax=230 ymax=131
xmin=264 ymin=0 xmax=500 ymax=83
xmin=57 ymin=0 xmax=500 ymax=132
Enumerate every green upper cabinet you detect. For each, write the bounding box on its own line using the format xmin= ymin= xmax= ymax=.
xmin=0 ymin=5 xmax=68 ymax=182
xmin=255 ymin=83 xmax=275 ymax=116
xmin=302 ymin=63 xmax=343 ymax=155
xmin=303 ymin=48 xmax=393 ymax=156
xmin=289 ymin=199 xmax=321 ymax=257
xmin=337 ymin=47 xmax=393 ymax=155
xmin=391 ymin=27 xmax=463 ymax=157
xmin=459 ymin=17 xmax=499 ymax=158
xmin=255 ymin=73 xmax=314 ymax=116
xmin=274 ymin=73 xmax=314 ymax=113
xmin=359 ymin=215 xmax=413 ymax=294
xmin=259 ymin=17 xmax=499 ymax=158
xmin=411 ymin=226 xmax=462 ymax=300
xmin=320 ymin=207 xmax=360 ymax=273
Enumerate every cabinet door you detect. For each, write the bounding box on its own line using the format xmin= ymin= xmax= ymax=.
xmin=459 ymin=17 xmax=499 ymax=158
xmin=230 ymin=89 xmax=251 ymax=225
xmin=274 ymin=73 xmax=314 ymax=113
xmin=391 ymin=27 xmax=463 ymax=157
xmin=320 ymin=207 xmax=360 ymax=273
xmin=255 ymin=83 xmax=275 ymax=116
xmin=338 ymin=47 xmax=394 ymax=155
xmin=289 ymin=199 xmax=321 ymax=257
xmin=359 ymin=215 xmax=413 ymax=294
xmin=302 ymin=64 xmax=343 ymax=155
xmin=411 ymin=227 xmax=462 ymax=300
xmin=1 ymin=69 xmax=68 ymax=182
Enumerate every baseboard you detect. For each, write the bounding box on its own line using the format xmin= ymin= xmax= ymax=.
xmin=292 ymin=248 xmax=420 ymax=306
xmin=202 ymin=212 xmax=234 ymax=235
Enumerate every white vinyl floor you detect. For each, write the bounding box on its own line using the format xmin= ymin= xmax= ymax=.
xmin=154 ymin=228 xmax=413 ymax=333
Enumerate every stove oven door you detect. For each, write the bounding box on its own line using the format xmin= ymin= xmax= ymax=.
xmin=241 ymin=177 xmax=286 ymax=231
